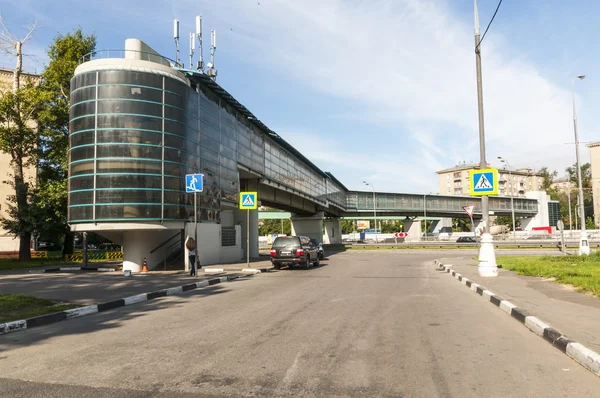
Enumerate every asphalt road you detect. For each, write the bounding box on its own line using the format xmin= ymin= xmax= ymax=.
xmin=1 ymin=251 xmax=599 ymax=397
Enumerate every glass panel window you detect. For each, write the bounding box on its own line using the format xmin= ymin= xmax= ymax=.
xmin=68 ymin=205 xmax=94 ymax=221
xmin=95 ymin=204 xmax=162 ymax=219
xmin=96 ymin=144 xmax=162 ymax=160
xmin=98 ymin=85 xmax=163 ymax=102
xmin=69 ymin=176 xmax=94 ymax=191
xmin=97 ymin=130 xmax=162 ymax=145
xmin=96 ymin=159 xmax=162 ymax=174
xmin=97 ymin=99 xmax=162 ymax=117
xmin=95 ymin=189 xmax=162 ymax=204
xmin=96 ymin=175 xmax=162 ymax=189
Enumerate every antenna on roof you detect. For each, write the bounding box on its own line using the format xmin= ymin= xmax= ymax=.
xmin=196 ymin=15 xmax=203 ymax=71
xmin=173 ymin=19 xmax=180 ymax=65
xmin=207 ymin=29 xmax=217 ymax=80
xmin=189 ymin=32 xmax=195 ymax=69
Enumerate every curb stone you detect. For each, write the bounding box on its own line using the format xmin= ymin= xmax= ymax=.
xmin=0 ymin=274 xmax=253 ymax=336
xmin=28 ymin=266 xmax=118 ymax=273
xmin=435 ymin=260 xmax=600 ymax=377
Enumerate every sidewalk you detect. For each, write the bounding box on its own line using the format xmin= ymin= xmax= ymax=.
xmin=441 ymin=257 xmax=600 ymax=354
xmin=0 ymin=270 xmax=237 ymax=305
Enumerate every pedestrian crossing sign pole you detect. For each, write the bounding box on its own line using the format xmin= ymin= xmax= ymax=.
xmin=469 ymin=169 xmax=498 ymax=196
xmin=239 ymin=192 xmax=258 ymax=267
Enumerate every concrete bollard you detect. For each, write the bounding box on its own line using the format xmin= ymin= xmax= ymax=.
xmin=478 ymin=233 xmax=498 ymax=277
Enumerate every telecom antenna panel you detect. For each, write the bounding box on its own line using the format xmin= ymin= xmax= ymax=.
xmin=196 ymin=15 xmax=203 ymax=71
xmin=173 ymin=19 xmax=180 ymax=65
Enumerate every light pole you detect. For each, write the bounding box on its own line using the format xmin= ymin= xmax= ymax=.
xmin=498 ymin=157 xmax=517 ymax=241
xmin=572 ymin=74 xmax=589 ymax=254
xmin=423 ymin=194 xmax=427 ymax=241
xmin=474 ymin=0 xmax=496 ymax=276
xmin=363 ymin=181 xmax=377 ymax=243
xmin=567 ymin=186 xmax=573 ymax=238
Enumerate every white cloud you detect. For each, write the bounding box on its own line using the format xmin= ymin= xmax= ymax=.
xmin=186 ymin=0 xmax=582 ymax=191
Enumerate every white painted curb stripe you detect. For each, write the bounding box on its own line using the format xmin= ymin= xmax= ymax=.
xmin=566 ymin=342 xmax=600 ymax=376
xmin=524 ymin=316 xmax=550 ymax=337
xmin=196 ymin=280 xmax=209 ymax=288
xmin=219 ymin=276 xmax=228 ymax=283
xmin=470 ymin=283 xmax=480 ymax=292
xmin=97 ymin=268 xmax=116 ymax=272
xmin=64 ymin=305 xmax=99 ymax=319
xmin=461 ymin=278 xmax=470 ymax=285
xmin=204 ymin=268 xmax=224 ymax=273
xmin=482 ymin=290 xmax=495 ymax=301
xmin=499 ymin=300 xmax=517 ymax=315
xmin=242 ymin=268 xmax=260 ymax=273
xmin=124 ymin=294 xmax=148 ymax=306
xmin=60 ymin=267 xmax=81 ymax=271
xmin=454 ymin=272 xmax=462 ymax=279
xmin=166 ymin=286 xmax=183 ymax=295
xmin=0 ymin=320 xmax=27 ymax=334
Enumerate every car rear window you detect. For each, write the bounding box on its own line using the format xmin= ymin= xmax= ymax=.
xmin=273 ymin=237 xmax=300 ymax=248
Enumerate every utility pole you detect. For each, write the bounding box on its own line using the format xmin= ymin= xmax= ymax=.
xmin=572 ymin=75 xmax=589 ymax=255
xmin=474 ymin=0 xmax=497 ymax=277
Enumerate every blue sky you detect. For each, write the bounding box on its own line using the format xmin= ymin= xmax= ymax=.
xmin=1 ymin=0 xmax=598 ymax=194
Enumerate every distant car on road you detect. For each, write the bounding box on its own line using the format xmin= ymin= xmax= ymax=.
xmin=270 ymin=236 xmax=320 ymax=270
xmin=309 ymin=238 xmax=324 ymax=260
xmin=456 ymin=236 xmax=477 ymax=243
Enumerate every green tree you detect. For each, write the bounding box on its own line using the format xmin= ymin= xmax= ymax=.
xmin=259 ymin=219 xmax=291 ymax=236
xmin=566 ymin=162 xmax=591 ymax=188
xmin=36 ymin=28 xmax=96 ymax=255
xmin=538 ymin=167 xmax=558 ymax=199
xmin=0 ymin=84 xmax=49 ymax=260
xmin=341 ymin=219 xmax=355 ymax=234
xmin=381 ymin=220 xmax=403 ymax=233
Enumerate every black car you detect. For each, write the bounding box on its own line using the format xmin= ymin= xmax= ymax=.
xmin=456 ymin=236 xmax=477 ymax=243
xmin=270 ymin=236 xmax=320 ymax=269
xmin=309 ymin=238 xmax=324 ymax=260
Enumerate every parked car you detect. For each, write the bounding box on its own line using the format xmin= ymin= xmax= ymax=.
xmin=309 ymin=238 xmax=324 ymax=260
xmin=270 ymin=236 xmax=320 ymax=269
xmin=456 ymin=236 xmax=477 ymax=243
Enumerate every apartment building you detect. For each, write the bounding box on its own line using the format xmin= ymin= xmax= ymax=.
xmin=437 ymin=163 xmax=545 ymax=198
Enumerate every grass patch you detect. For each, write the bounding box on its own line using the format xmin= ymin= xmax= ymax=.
xmin=0 ymin=294 xmax=81 ymax=323
xmin=497 ymin=253 xmax=600 ymax=297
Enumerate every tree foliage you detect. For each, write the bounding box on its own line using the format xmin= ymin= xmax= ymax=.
xmin=36 ymin=28 xmax=96 ymax=254
xmin=566 ymin=162 xmax=591 ymax=188
xmin=0 ymin=84 xmax=50 ymax=259
xmin=259 ymin=219 xmax=291 ymax=236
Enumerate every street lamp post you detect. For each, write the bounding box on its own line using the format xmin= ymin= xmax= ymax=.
xmin=474 ymin=0 xmax=497 ymax=277
xmin=498 ymin=157 xmax=517 ymax=241
xmin=423 ymin=194 xmax=427 ymax=241
xmin=572 ymin=74 xmax=589 ymax=255
xmin=363 ymin=181 xmax=378 ymax=243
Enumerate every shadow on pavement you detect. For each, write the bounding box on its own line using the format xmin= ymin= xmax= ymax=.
xmin=0 ymin=277 xmax=253 ymax=349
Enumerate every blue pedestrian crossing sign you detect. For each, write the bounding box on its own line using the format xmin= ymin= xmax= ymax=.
xmin=239 ymin=192 xmax=258 ymax=210
xmin=185 ymin=174 xmax=204 ymax=193
xmin=469 ymin=168 xmax=498 ymax=196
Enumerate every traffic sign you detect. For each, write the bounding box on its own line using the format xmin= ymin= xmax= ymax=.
xmin=469 ymin=168 xmax=498 ymax=196
xmin=239 ymin=192 xmax=258 ymax=210
xmin=557 ymin=220 xmax=564 ymax=231
xmin=394 ymin=232 xmax=408 ymax=238
xmin=185 ymin=174 xmax=204 ymax=193
xmin=462 ymin=204 xmax=476 ymax=217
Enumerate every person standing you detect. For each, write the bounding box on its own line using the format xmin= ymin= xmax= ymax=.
xmin=186 ymin=237 xmax=197 ymax=276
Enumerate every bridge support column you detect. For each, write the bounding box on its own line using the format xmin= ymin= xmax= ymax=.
xmin=403 ymin=218 xmax=422 ymax=242
xmin=291 ymin=212 xmax=324 ymax=243
xmin=431 ymin=218 xmax=453 ymax=234
xmin=323 ymin=218 xmax=342 ymax=244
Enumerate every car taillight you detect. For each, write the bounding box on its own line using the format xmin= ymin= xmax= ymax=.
xmin=296 ymin=248 xmax=305 ymax=256
xmin=270 ymin=249 xmax=277 ymax=257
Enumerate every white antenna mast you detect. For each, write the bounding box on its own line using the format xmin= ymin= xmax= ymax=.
xmin=196 ymin=15 xmax=203 ymax=71
xmin=208 ymin=29 xmax=217 ymax=80
xmin=173 ymin=19 xmax=180 ymax=65
xmin=189 ymin=32 xmax=195 ymax=69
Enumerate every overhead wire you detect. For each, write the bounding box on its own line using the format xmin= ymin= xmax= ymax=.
xmin=476 ymin=0 xmax=504 ymax=50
